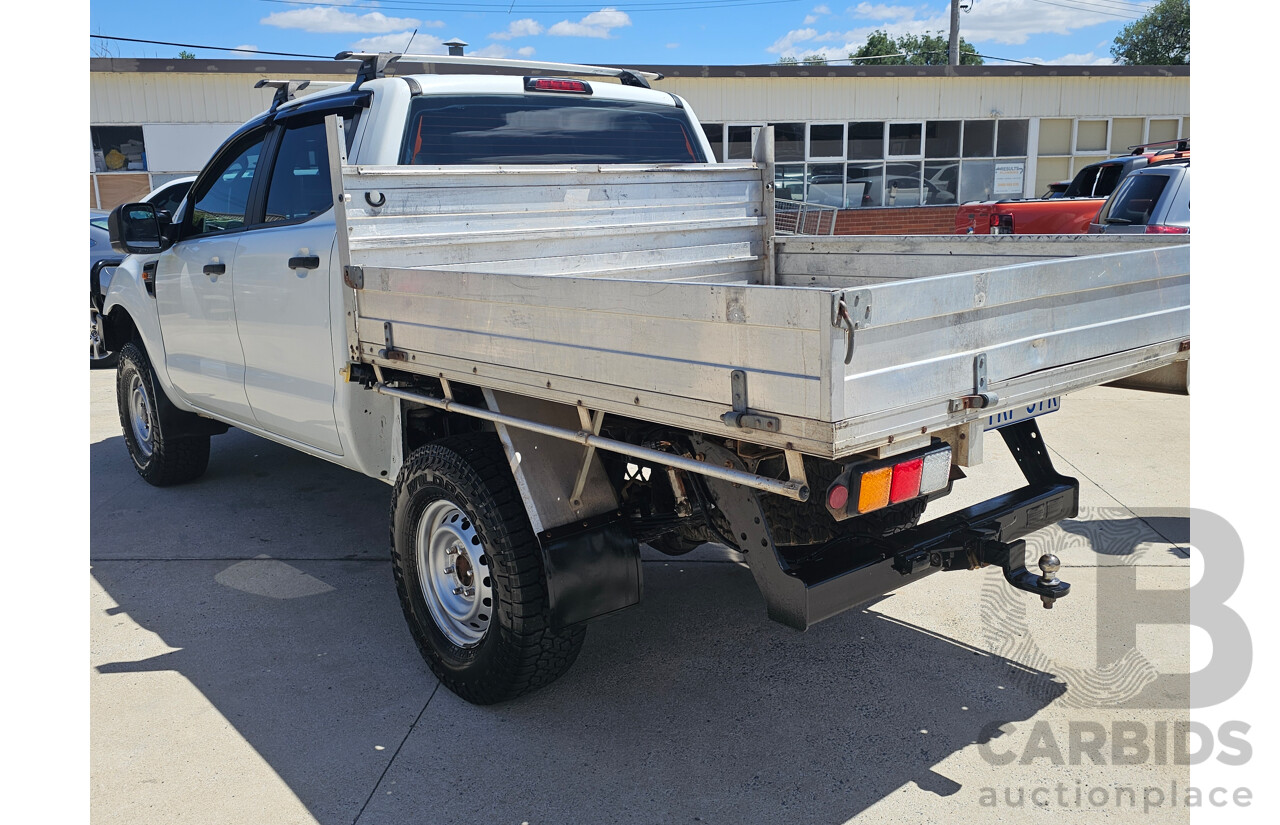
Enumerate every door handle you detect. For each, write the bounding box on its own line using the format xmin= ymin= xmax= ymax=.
xmin=203 ymin=262 xmax=226 ymax=276
xmin=288 ymin=256 xmax=320 ymax=270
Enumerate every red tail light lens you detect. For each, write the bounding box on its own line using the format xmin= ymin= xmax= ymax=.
xmin=827 ymin=483 xmax=849 ymax=511
xmin=989 ymin=214 xmax=1014 ymax=234
xmin=1145 ymin=224 xmax=1189 ymax=234
xmin=888 ymin=458 xmax=923 ymax=504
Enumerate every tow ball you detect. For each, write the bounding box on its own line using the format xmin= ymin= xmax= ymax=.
xmin=984 ymin=538 xmax=1070 ymax=609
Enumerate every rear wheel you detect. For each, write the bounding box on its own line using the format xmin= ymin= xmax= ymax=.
xmin=390 ymin=434 xmax=585 ymax=704
xmin=116 ymin=342 xmax=210 ymax=486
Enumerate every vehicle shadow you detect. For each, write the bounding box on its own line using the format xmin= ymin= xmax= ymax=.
xmin=91 ymin=430 xmax=1067 ymax=825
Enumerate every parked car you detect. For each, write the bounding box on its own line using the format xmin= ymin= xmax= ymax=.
xmin=955 ymin=139 xmax=1189 ymax=235
xmin=1088 ymin=162 xmax=1189 ymax=234
xmin=91 ymin=177 xmax=196 ymax=367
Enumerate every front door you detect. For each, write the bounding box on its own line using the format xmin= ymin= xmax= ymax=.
xmin=155 ymin=127 xmax=268 ymax=425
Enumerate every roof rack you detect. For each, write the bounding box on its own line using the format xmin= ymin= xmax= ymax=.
xmin=334 ymin=51 xmax=663 ymax=90
xmin=1128 ymin=138 xmax=1190 ymax=156
xmin=254 ymin=79 xmax=348 ymax=111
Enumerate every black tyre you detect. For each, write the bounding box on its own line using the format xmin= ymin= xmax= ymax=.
xmin=116 ymin=342 xmax=210 ymax=486
xmin=390 ymin=433 xmax=585 ymax=704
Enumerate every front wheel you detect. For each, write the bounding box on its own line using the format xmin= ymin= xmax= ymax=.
xmin=116 ymin=342 xmax=210 ymax=486
xmin=390 ymin=434 xmax=585 ymax=704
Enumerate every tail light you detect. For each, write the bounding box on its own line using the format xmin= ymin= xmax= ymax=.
xmin=825 ymin=444 xmax=952 ymax=519
xmin=1145 ymin=224 xmax=1189 ymax=234
xmin=990 ymin=213 xmax=1014 ymax=234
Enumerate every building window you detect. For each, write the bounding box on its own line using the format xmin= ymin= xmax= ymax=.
xmin=887 ymin=123 xmax=923 ymax=158
xmin=808 ymin=124 xmax=844 ymax=159
xmin=772 ymin=118 xmax=1029 ymax=208
xmin=774 ymin=123 xmax=806 ymax=162
xmin=701 ymin=123 xmax=723 ymax=162
xmin=848 ymin=122 xmax=884 ymax=160
xmin=726 ymin=125 xmax=762 ymax=160
xmin=963 ymin=120 xmax=994 ymax=158
xmin=91 ymin=126 xmax=147 ymax=172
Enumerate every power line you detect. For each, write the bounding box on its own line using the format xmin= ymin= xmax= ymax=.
xmin=1023 ymin=0 xmax=1146 ymax=20
xmin=89 ymin=35 xmax=330 ymax=59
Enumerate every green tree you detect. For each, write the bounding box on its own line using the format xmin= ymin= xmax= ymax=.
xmin=1110 ymin=0 xmax=1189 ymax=65
xmin=801 ymin=54 xmax=828 ymax=65
xmin=777 ymin=56 xmax=798 ymax=65
xmin=850 ymin=29 xmax=982 ymax=66
xmin=177 ymin=50 xmax=196 ymax=59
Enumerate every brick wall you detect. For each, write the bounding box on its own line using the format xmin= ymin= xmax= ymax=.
xmin=833 ymin=205 xmax=959 ymax=235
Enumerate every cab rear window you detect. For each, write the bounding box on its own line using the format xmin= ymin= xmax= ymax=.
xmin=401 ymin=95 xmax=706 ymax=165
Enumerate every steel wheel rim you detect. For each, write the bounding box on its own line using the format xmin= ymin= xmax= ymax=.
xmin=128 ymin=371 xmax=155 ymax=458
xmin=416 ymin=499 xmax=494 ymax=647
xmin=90 ymin=304 xmax=109 ymax=361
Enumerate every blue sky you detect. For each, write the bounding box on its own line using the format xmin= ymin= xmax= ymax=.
xmin=88 ymin=1 xmax=1158 ymax=67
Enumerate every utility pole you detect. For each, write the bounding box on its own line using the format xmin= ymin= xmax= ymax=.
xmin=948 ymin=0 xmax=961 ymax=66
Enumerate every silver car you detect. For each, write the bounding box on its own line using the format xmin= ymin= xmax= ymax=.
xmin=1088 ymin=163 xmax=1189 ymax=235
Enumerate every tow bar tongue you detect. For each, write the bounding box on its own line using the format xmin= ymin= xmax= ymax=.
xmin=981 ymin=537 xmax=1071 ymax=609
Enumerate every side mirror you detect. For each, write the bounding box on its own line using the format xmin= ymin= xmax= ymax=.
xmin=108 ymin=202 xmax=172 ymax=255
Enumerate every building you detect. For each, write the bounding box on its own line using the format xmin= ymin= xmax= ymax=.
xmin=89 ymin=58 xmax=1188 ymax=232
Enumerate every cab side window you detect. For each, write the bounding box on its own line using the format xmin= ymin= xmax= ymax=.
xmin=189 ymin=130 xmax=267 ymax=236
xmin=264 ymin=120 xmax=332 ymax=223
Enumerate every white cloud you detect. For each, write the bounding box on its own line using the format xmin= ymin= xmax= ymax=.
xmin=349 ymin=32 xmax=445 ymax=54
xmin=805 ymin=5 xmax=833 ymax=24
xmin=489 ymin=19 xmax=544 ymax=41
xmin=471 ymin=44 xmax=513 ymax=58
xmin=666 ymin=42 xmax=680 ymax=49
xmin=770 ymin=0 xmax=1123 ymax=59
xmin=517 ymin=46 xmax=537 ymax=57
xmin=850 ymin=3 xmax=917 ymax=20
xmin=766 ymin=28 xmax=818 ymax=55
xmin=1032 ymin=51 xmax=1116 ymax=66
xmin=547 ymin=8 xmax=632 ymax=39
xmin=262 ymin=7 xmax=426 ymax=34
xmin=234 ymin=44 xmax=259 ymax=52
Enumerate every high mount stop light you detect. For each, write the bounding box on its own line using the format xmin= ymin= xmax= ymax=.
xmin=824 ymin=444 xmax=952 ymax=519
xmin=524 ymin=77 xmax=593 ymax=94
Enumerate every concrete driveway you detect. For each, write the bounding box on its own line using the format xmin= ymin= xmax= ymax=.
xmin=90 ymin=370 xmax=1190 ymax=824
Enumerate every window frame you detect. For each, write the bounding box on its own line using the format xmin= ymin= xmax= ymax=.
xmin=255 ymin=116 xmax=340 ymax=231
xmin=885 ymin=121 xmax=925 ymax=160
xmin=807 ymin=122 xmax=846 ymax=161
xmin=1072 ymin=118 xmax=1111 ymax=156
xmin=179 ymin=122 xmax=274 ymax=242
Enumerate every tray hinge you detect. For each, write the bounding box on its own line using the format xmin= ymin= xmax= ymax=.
xmin=721 ymin=369 xmax=781 ymax=433
xmin=343 ymin=264 xmax=364 ymax=289
xmin=377 ymin=321 xmax=408 ymax=361
xmin=949 ymin=353 xmax=999 ymax=412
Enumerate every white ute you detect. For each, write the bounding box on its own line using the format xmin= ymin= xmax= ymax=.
xmin=102 ymin=52 xmax=1191 ymax=704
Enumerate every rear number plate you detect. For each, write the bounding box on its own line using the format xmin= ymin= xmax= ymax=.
xmin=984 ymin=397 xmax=1060 ymax=431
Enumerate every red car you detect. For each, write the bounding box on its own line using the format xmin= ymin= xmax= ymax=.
xmin=955 ymin=140 xmax=1189 ymax=235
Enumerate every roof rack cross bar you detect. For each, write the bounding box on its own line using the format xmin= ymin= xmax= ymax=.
xmin=1127 ymin=138 xmax=1190 ymax=155
xmin=334 ymin=51 xmax=402 ymax=89
xmin=334 ymin=51 xmax=662 ymax=87
xmin=255 ymin=79 xmax=310 ymax=112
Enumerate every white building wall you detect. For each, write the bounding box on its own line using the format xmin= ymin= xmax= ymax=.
xmin=141 ymin=123 xmax=241 ymax=173
xmin=660 ymin=75 xmax=1189 ymax=122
